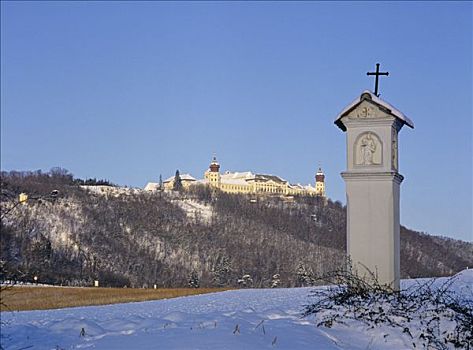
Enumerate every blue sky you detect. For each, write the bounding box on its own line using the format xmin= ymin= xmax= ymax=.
xmin=1 ymin=1 xmax=471 ymax=241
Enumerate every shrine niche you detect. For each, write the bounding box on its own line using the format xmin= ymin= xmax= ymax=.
xmin=354 ymin=131 xmax=382 ymax=166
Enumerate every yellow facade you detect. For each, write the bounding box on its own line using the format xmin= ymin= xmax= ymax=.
xmin=204 ymin=170 xmax=220 ymax=188
xmin=19 ymin=193 xmax=28 ymax=204
xmin=315 ymin=182 xmax=325 ymax=196
xmin=202 ymin=158 xmax=326 ymax=197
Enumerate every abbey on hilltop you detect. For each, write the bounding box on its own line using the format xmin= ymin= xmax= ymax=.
xmin=145 ymin=157 xmax=326 ymax=197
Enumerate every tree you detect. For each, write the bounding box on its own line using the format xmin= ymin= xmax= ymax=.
xmin=271 ymin=274 xmax=281 ymax=288
xmin=212 ymin=256 xmax=231 ymax=287
xmin=188 ymin=270 xmax=200 ymax=288
xmin=237 ymin=274 xmax=253 ymax=288
xmin=296 ymin=263 xmax=314 ymax=286
xmin=173 ymin=170 xmax=183 ymax=192
xmin=49 ymin=167 xmax=70 ymax=177
xmin=159 ymin=174 xmax=163 ymax=191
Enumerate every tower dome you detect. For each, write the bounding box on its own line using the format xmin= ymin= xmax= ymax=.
xmin=315 ymin=167 xmax=325 ymax=182
xmin=209 ymin=156 xmax=220 ymax=173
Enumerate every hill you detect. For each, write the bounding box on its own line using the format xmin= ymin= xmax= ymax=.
xmin=1 ymin=170 xmax=471 ymax=288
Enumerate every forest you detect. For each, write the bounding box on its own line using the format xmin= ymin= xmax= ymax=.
xmin=1 ymin=169 xmax=472 ymax=288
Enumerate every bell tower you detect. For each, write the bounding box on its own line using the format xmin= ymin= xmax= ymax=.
xmin=315 ymin=167 xmax=325 ymax=197
xmin=204 ymin=156 xmax=221 ymax=187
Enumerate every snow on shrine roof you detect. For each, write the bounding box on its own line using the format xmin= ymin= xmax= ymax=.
xmin=334 ymin=90 xmax=414 ymax=131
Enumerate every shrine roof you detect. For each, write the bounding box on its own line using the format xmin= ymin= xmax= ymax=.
xmin=334 ymin=90 xmax=414 ymax=131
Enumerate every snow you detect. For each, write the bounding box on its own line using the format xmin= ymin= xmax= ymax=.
xmin=81 ymin=186 xmax=142 ymax=196
xmin=173 ymin=199 xmax=213 ymax=224
xmin=1 ymin=270 xmax=471 ymax=350
xmin=334 ymin=90 xmax=415 ymax=130
xmin=143 ymin=182 xmax=159 ymax=191
xmin=164 ymin=174 xmax=197 ymax=183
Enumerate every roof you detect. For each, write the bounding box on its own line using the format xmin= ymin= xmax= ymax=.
xmin=221 ymin=178 xmax=249 ymax=185
xmin=221 ymin=171 xmax=255 ymax=180
xmin=144 ymin=182 xmax=159 ymax=191
xmin=289 ymin=183 xmax=304 ymax=189
xmin=221 ymin=171 xmax=288 ymax=184
xmin=334 ymin=90 xmax=414 ymax=131
xmin=255 ymin=174 xmax=287 ymax=184
xmin=163 ymin=174 xmax=197 ymax=183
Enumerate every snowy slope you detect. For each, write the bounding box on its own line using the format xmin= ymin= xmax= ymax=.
xmin=2 ymin=270 xmax=472 ymax=350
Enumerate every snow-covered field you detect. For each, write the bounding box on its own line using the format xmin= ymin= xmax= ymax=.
xmin=1 ymin=271 xmax=472 ymax=350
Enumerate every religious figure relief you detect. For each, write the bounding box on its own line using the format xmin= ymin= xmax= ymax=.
xmin=360 ymin=133 xmax=376 ymax=164
xmin=355 ymin=132 xmax=382 ymax=166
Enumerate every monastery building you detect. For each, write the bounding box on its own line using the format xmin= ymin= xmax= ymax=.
xmin=145 ymin=157 xmax=325 ymax=197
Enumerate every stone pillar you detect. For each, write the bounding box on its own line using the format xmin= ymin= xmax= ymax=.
xmin=334 ymin=91 xmax=413 ymax=290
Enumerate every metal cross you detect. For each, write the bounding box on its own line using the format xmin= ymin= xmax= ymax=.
xmin=367 ymin=63 xmax=389 ymax=96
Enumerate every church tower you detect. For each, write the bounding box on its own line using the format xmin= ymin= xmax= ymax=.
xmin=204 ymin=156 xmax=221 ymax=187
xmin=315 ymin=167 xmax=325 ymax=197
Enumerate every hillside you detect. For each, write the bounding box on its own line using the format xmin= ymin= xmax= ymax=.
xmin=1 ymin=170 xmax=471 ymax=288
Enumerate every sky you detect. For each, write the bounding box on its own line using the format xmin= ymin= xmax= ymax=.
xmin=1 ymin=1 xmax=471 ymax=242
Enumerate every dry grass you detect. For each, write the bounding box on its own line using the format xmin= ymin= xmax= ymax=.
xmin=0 ymin=286 xmax=231 ymax=312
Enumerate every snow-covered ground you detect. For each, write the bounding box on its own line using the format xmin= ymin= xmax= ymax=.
xmin=173 ymin=199 xmax=213 ymax=224
xmin=1 ymin=270 xmax=472 ymax=350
